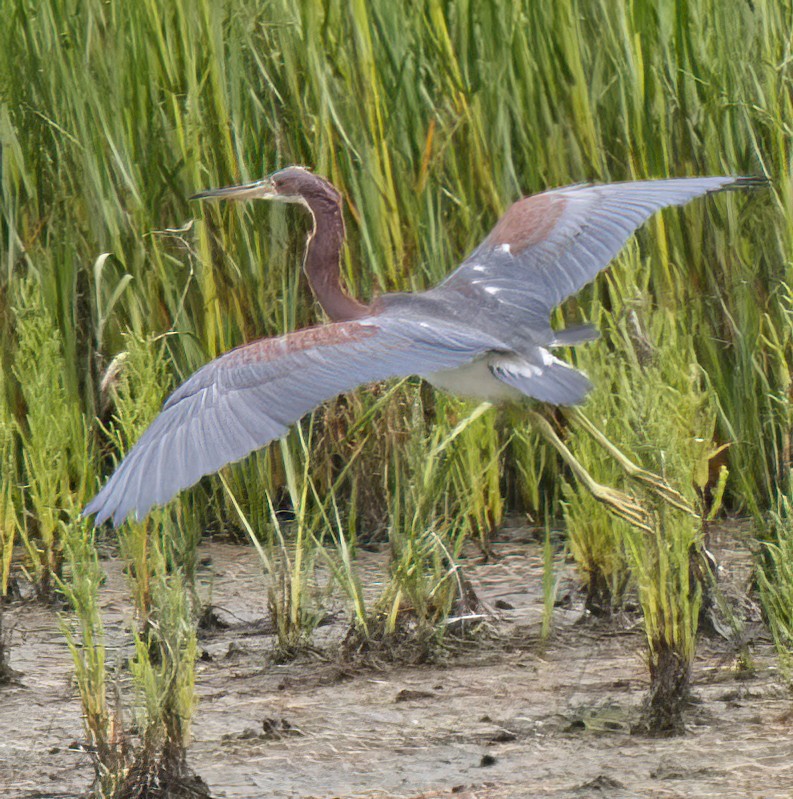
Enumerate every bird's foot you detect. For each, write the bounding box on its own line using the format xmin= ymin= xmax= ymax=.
xmin=563 ymin=407 xmax=696 ymax=518
xmin=525 ymin=410 xmax=652 ymax=533
xmin=585 ymin=479 xmax=653 ymax=534
xmin=623 ymin=467 xmax=696 ymax=518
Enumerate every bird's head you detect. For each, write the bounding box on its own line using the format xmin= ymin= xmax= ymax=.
xmin=191 ymin=166 xmax=340 ymax=209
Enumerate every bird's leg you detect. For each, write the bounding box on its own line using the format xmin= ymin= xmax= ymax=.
xmin=524 ymin=410 xmax=652 ymax=534
xmin=562 ymin=407 xmax=696 ymax=518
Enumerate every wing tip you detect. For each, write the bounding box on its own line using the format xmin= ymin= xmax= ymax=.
xmin=82 ymin=497 xmax=117 ymax=528
xmin=718 ymin=175 xmax=769 ymax=191
xmin=83 ymin=483 xmax=140 ymax=528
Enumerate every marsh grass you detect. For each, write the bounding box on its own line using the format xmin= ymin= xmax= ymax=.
xmin=368 ymin=397 xmax=498 ymax=644
xmin=565 ymin=292 xmax=720 ymax=731
xmin=78 ymin=333 xmax=202 ymax=795
xmin=2 ymin=0 xmax=793 ymax=772
xmin=758 ymin=496 xmax=793 ymax=674
xmin=11 ymin=279 xmax=91 ymax=597
xmin=58 ymin=519 xmax=127 ymax=794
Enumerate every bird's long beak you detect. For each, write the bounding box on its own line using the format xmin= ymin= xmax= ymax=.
xmin=190 ymin=176 xmax=277 ymax=202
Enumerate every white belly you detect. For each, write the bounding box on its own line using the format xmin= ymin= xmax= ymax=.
xmin=425 ymin=357 xmax=524 ymax=402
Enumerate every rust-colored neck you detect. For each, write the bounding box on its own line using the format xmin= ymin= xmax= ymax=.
xmin=302 ymin=189 xmax=369 ymax=322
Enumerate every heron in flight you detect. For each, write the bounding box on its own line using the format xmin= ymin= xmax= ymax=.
xmin=84 ymin=167 xmax=760 ymax=527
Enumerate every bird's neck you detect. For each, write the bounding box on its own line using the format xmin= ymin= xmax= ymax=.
xmin=303 ymin=196 xmax=368 ymax=322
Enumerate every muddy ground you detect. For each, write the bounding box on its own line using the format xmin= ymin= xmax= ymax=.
xmin=1 ymin=521 xmax=792 ymax=798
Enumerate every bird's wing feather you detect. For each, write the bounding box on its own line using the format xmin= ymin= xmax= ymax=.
xmin=84 ymin=315 xmax=504 ymax=526
xmin=440 ymin=177 xmax=757 ymax=329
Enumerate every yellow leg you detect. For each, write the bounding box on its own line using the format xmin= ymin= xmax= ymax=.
xmin=563 ymin=407 xmax=696 ymax=518
xmin=525 ymin=410 xmax=652 ymax=534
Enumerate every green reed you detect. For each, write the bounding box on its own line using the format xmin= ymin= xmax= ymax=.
xmin=0 ymin=368 xmax=17 ymax=596
xmin=58 ymin=518 xmax=127 ymax=796
xmin=2 ymin=0 xmax=793 ymax=725
xmin=1 ymin=0 xmax=787 ymax=532
xmin=565 ymin=283 xmax=721 ymax=730
xmin=11 ymin=278 xmax=92 ymax=596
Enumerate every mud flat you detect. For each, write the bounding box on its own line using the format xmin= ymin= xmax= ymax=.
xmin=2 ymin=523 xmax=791 ymax=799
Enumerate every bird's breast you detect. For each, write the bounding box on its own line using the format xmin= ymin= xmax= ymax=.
xmin=425 ymin=356 xmax=524 ymax=403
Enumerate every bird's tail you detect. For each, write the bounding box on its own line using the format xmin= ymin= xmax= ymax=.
xmin=490 ymin=350 xmax=592 ymax=405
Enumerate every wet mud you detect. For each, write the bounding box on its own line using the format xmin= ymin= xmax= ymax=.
xmin=2 ymin=521 xmax=792 ymax=798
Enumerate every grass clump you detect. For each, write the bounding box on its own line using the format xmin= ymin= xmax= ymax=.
xmin=563 ymin=488 xmax=631 ymax=617
xmin=124 ymin=564 xmax=202 ymax=799
xmin=62 ymin=332 xmax=204 ymax=797
xmin=566 ymin=292 xmax=719 ymax=733
xmin=12 ymin=279 xmax=92 ymax=597
xmin=221 ymin=426 xmax=328 ymax=661
xmin=356 ymin=396 xmax=497 ymax=653
xmin=627 ymin=509 xmax=703 ymax=735
xmin=59 ymin=518 xmax=126 ymax=794
xmin=757 ymin=496 xmax=793 ymax=674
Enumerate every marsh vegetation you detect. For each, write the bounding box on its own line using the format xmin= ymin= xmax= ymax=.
xmin=2 ymin=1 xmax=793 ymax=796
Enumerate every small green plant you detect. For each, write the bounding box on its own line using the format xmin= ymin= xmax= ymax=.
xmin=262 ymin=488 xmax=324 ymax=659
xmin=370 ymin=397 xmax=497 ymax=645
xmin=319 ymin=492 xmax=370 ymax=637
xmin=222 ymin=427 xmax=327 ymax=659
xmin=625 ymin=506 xmax=703 ymax=734
xmin=442 ymin=397 xmax=504 ymax=552
xmin=376 ymin=526 xmax=463 ymax=643
xmin=12 ymin=279 xmax=92 ymax=597
xmin=58 ymin=517 xmax=127 ymax=795
xmin=125 ymin=558 xmax=199 ymax=796
xmin=89 ymin=332 xmax=203 ymax=794
xmin=758 ymin=496 xmax=793 ymax=673
xmin=0 ymin=372 xmax=18 ymax=597
xmin=564 ymin=488 xmax=631 ymax=616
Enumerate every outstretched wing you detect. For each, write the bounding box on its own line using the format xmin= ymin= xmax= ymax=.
xmin=85 ymin=315 xmax=504 ymax=526
xmin=440 ymin=176 xmax=759 ymax=331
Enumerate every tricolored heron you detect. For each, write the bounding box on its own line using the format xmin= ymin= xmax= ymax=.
xmin=84 ymin=167 xmax=760 ymax=527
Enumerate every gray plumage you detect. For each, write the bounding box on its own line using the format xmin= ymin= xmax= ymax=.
xmin=84 ymin=170 xmax=759 ymax=526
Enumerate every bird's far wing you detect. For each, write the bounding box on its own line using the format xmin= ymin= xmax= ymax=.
xmin=84 ymin=315 xmax=503 ymax=526
xmin=440 ymin=176 xmax=760 ymax=329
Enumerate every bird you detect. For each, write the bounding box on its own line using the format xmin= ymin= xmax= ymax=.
xmin=84 ymin=167 xmax=761 ymax=527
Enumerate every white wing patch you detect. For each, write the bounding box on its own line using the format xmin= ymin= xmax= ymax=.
xmin=539 ymin=347 xmax=562 ymax=366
